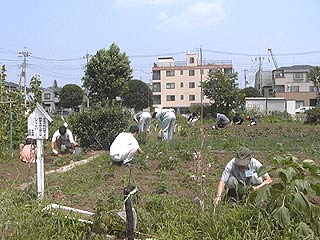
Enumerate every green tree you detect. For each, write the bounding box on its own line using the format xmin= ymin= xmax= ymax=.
xmin=60 ymin=84 xmax=84 ymax=110
xmin=307 ymin=66 xmax=320 ymax=105
xmin=82 ymin=43 xmax=132 ymax=106
xmin=0 ymin=65 xmax=26 ymax=159
xmin=241 ymin=87 xmax=260 ymax=97
xmin=122 ymin=79 xmax=153 ymax=111
xmin=28 ymin=75 xmax=42 ymax=111
xmin=202 ymin=70 xmax=244 ymax=115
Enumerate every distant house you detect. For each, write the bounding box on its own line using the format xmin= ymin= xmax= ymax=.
xmin=273 ymin=65 xmax=317 ymax=108
xmin=4 ymin=81 xmax=19 ymax=91
xmin=41 ymin=87 xmax=61 ymax=113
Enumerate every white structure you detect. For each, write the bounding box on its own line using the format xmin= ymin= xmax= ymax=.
xmin=245 ymin=97 xmax=286 ymax=114
xmin=27 ymin=103 xmax=53 ymax=199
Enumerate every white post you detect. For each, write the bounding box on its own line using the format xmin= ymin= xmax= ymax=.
xmin=36 ymin=139 xmax=44 ymax=199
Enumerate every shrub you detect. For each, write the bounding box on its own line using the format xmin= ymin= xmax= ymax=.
xmin=68 ymin=105 xmax=131 ymax=150
xmin=305 ymin=105 xmax=320 ymax=124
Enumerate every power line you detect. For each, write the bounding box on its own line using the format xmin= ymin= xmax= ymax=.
xmin=204 ymin=49 xmax=320 ymax=57
xmin=30 ymin=55 xmax=83 ymax=61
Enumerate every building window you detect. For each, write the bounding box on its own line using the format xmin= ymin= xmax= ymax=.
xmin=190 ymin=57 xmax=194 ymax=64
xmin=180 ymin=70 xmax=183 ymax=75
xmin=189 ymin=95 xmax=195 ymax=101
xmin=189 ymin=82 xmax=195 ymax=88
xmin=166 ymin=95 xmax=175 ymax=101
xmin=309 ymin=86 xmax=317 ymax=92
xmin=275 ymin=85 xmax=285 ymax=93
xmin=153 ymin=95 xmax=161 ymax=104
xmin=180 ymin=95 xmax=184 ymax=100
xmin=153 ymin=70 xmax=160 ymax=80
xmin=166 ymin=83 xmax=175 ymax=89
xmin=288 ymin=86 xmax=299 ymax=92
xmin=189 ymin=69 xmax=195 ymax=76
xmin=153 ymin=83 xmax=161 ymax=92
xmin=166 ymin=70 xmax=175 ymax=77
xmin=293 ymin=73 xmax=303 ymax=80
xmin=44 ymin=93 xmax=51 ymax=99
xmin=180 ymin=82 xmax=184 ymax=88
xmin=274 ymin=71 xmax=284 ymax=78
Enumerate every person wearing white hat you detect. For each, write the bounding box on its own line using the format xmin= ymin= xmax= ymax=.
xmin=213 ymin=147 xmax=272 ymax=205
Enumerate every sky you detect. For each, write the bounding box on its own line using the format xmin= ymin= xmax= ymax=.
xmin=1 ymin=0 xmax=320 ymax=89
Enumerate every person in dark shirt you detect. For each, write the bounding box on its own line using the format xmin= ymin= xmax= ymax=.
xmin=232 ymin=113 xmax=244 ymax=125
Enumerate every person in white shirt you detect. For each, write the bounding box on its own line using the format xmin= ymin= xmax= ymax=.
xmin=109 ymin=125 xmax=144 ymax=165
xmin=133 ymin=111 xmax=152 ymax=132
xmin=152 ymin=108 xmax=176 ymax=141
xmin=51 ymin=125 xmax=78 ymax=156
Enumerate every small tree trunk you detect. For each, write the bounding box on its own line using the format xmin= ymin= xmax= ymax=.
xmin=124 ymin=184 xmax=135 ymax=240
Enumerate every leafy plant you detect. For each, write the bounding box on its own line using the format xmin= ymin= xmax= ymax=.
xmin=253 ymin=152 xmax=320 ymax=237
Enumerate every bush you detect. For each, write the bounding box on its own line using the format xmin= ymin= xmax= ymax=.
xmin=305 ymin=105 xmax=320 ymax=124
xmin=68 ymin=105 xmax=131 ymax=150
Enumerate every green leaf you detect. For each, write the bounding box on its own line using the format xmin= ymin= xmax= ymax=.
xmin=276 ymin=167 xmax=296 ymax=183
xmin=258 ymin=165 xmax=274 ymax=177
xmin=297 ymin=222 xmax=314 ymax=239
xmin=292 ymin=179 xmax=311 ymax=193
xmin=293 ymin=192 xmax=310 ymax=212
xmin=255 ymin=184 xmax=271 ymax=206
xmin=273 ymin=206 xmax=290 ymax=228
xmin=311 ymin=183 xmax=320 ymax=196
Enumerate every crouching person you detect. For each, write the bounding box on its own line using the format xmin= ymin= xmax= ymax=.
xmin=51 ymin=125 xmax=78 ymax=156
xmin=20 ymin=135 xmax=37 ymax=164
xmin=109 ymin=126 xmax=144 ymax=166
xmin=213 ymin=147 xmax=272 ymax=205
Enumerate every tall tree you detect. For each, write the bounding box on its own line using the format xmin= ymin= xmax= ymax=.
xmin=60 ymin=84 xmax=84 ymax=110
xmin=0 ymin=65 xmax=26 ymax=158
xmin=122 ymin=79 xmax=153 ymax=111
xmin=82 ymin=43 xmax=132 ymax=106
xmin=28 ymin=75 xmax=42 ymax=111
xmin=202 ymin=70 xmax=244 ymax=115
xmin=307 ymin=66 xmax=320 ymax=105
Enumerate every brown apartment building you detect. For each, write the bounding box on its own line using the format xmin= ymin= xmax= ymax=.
xmin=151 ymin=52 xmax=233 ymax=113
xmin=273 ymin=65 xmax=317 ymax=108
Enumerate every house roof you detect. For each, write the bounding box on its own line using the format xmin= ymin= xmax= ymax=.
xmin=4 ymin=81 xmax=19 ymax=89
xmin=276 ymin=65 xmax=314 ymax=71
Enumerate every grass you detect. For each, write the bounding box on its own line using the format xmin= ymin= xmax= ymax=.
xmin=0 ymin=117 xmax=319 ymax=239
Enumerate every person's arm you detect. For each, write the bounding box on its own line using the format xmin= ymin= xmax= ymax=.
xmin=133 ymin=113 xmax=139 ymax=123
xmin=252 ymin=175 xmax=272 ymax=191
xmin=67 ymin=130 xmax=78 ymax=146
xmin=138 ymin=147 xmax=144 ymax=154
xmin=51 ymin=141 xmax=59 ymax=155
xmin=213 ymin=180 xmax=225 ymax=205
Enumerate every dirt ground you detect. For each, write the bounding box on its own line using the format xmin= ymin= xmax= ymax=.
xmin=0 ymin=149 xmax=104 ymax=190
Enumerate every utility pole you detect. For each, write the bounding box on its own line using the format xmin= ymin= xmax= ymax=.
xmin=83 ymin=50 xmax=92 ymax=65
xmin=19 ymin=48 xmax=31 ymax=107
xmin=256 ymin=56 xmax=264 ymax=96
xmin=83 ymin=50 xmax=92 ymax=108
xmin=243 ymin=69 xmax=248 ymax=88
xmin=200 ymin=46 xmax=203 ymax=125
